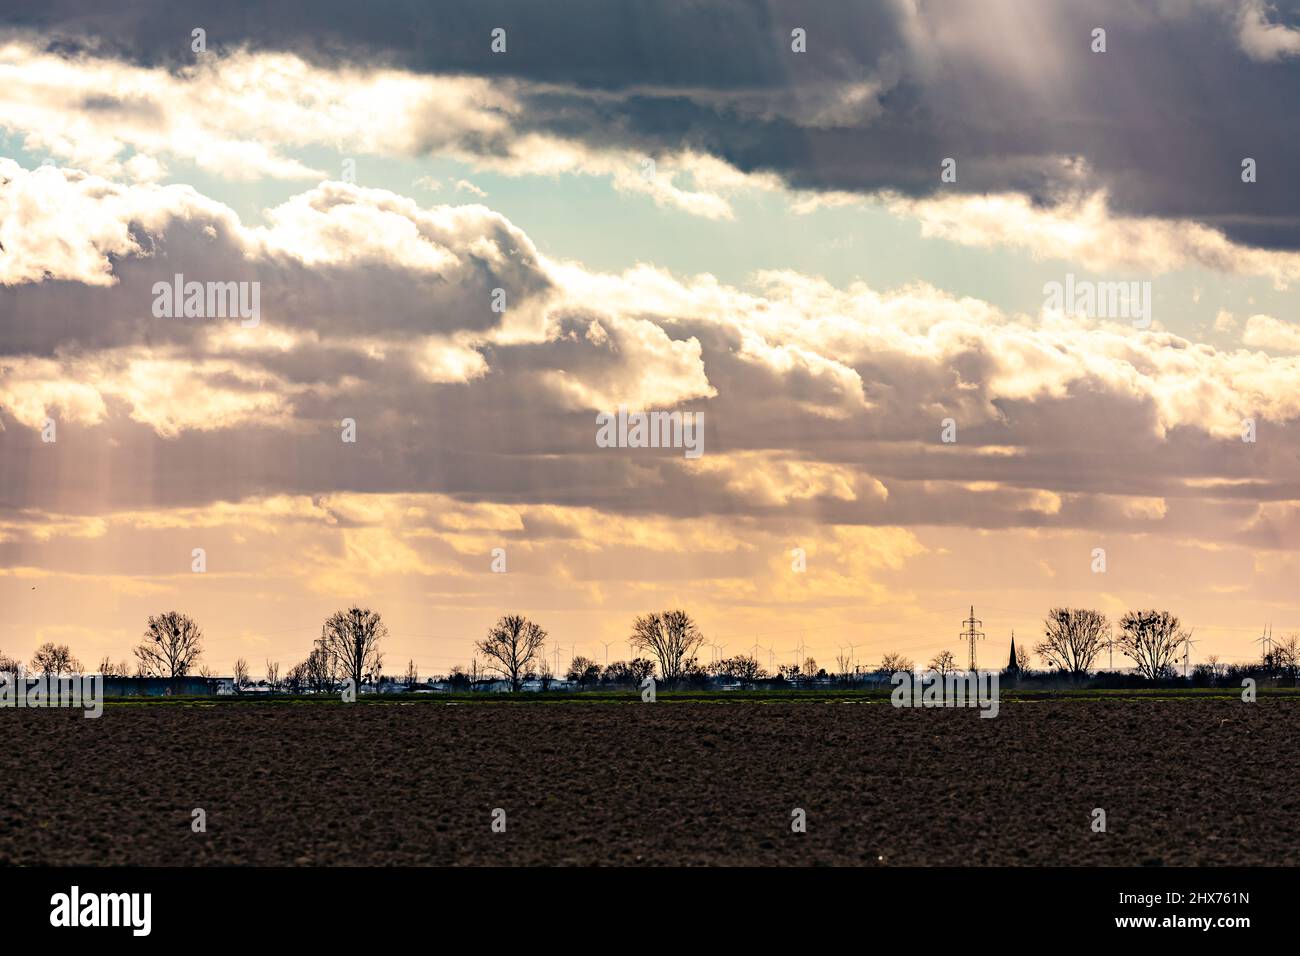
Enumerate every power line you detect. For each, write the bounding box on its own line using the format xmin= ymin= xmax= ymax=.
xmin=960 ymin=606 xmax=985 ymax=671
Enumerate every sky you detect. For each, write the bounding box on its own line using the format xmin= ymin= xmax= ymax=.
xmin=2 ymin=0 xmax=1300 ymax=679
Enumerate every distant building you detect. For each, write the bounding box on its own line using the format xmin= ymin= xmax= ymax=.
xmin=859 ymin=670 xmax=895 ymax=687
xmin=102 ymin=677 xmax=230 ymax=697
xmin=1005 ymin=631 xmax=1021 ymax=677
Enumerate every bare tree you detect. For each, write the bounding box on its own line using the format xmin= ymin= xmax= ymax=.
xmin=475 ymin=614 xmax=547 ymax=692
xmin=928 ymin=649 xmax=958 ymax=677
xmin=1274 ymin=633 xmax=1300 ymax=680
xmin=535 ymin=654 xmax=554 ymax=691
xmin=1015 ymin=643 xmax=1033 ymax=674
xmin=265 ymin=659 xmax=280 ymax=693
xmin=0 ymin=650 xmax=20 ymax=680
xmin=835 ymin=651 xmax=853 ymax=679
xmin=96 ymin=655 xmax=131 ymax=677
xmin=879 ymin=652 xmax=914 ymax=673
xmin=320 ymin=607 xmax=387 ymax=690
xmin=566 ymin=655 xmax=601 ymax=688
xmin=629 ymin=610 xmax=704 ymax=683
xmin=233 ymin=658 xmax=250 ymax=692
xmin=404 ymin=659 xmax=419 ymax=689
xmin=30 ymin=642 xmax=81 ymax=676
xmin=709 ymin=654 xmax=765 ymax=683
xmin=1205 ymin=653 xmax=1220 ymax=676
xmin=135 ymin=611 xmax=204 ymax=678
xmin=1116 ymin=610 xmax=1185 ymax=681
xmin=303 ymin=643 xmax=339 ymax=692
xmin=284 ymin=661 xmax=307 ymax=694
xmin=1035 ymin=608 xmax=1108 ymax=676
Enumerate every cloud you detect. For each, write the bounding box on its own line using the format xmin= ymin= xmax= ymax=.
xmin=0 ymin=38 xmax=517 ymax=181
xmin=4 ymin=160 xmax=1300 ymax=558
xmin=1242 ymin=312 xmax=1300 ymax=351
xmin=536 ymin=313 xmax=715 ymax=412
xmin=889 ymin=189 xmax=1300 ymax=288
xmin=6 ymin=3 xmax=1300 ymax=252
xmin=4 ymin=2 xmax=1300 ymax=670
xmin=0 ymin=158 xmax=231 ymax=286
xmin=453 ymin=179 xmax=487 ymax=197
xmin=1236 ymin=0 xmax=1300 ymax=61
xmin=0 ymin=350 xmax=298 ymax=436
xmin=692 ymin=452 xmax=875 ymax=507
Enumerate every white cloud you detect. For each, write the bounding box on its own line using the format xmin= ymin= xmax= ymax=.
xmin=453 ymin=179 xmax=487 ymax=197
xmin=1242 ymin=313 xmax=1300 ymax=352
xmin=0 ymin=39 xmax=517 ymax=181
xmin=0 ymin=157 xmax=232 ymax=286
xmin=539 ymin=315 xmax=715 ymax=412
xmin=1236 ymin=0 xmax=1300 ymax=61
xmin=888 ymin=188 xmax=1300 ymax=288
xmin=0 ymin=350 xmax=297 ymax=435
xmin=6 ymin=161 xmax=1300 ymax=458
xmin=0 ymin=38 xmax=771 ymax=221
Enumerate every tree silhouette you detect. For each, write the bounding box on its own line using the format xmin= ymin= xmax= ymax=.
xmin=928 ymin=649 xmax=958 ymax=677
xmin=566 ymin=655 xmax=601 ymax=688
xmin=320 ymin=607 xmax=387 ymax=690
xmin=1116 ymin=610 xmax=1184 ymax=681
xmin=1035 ymin=608 xmax=1108 ymax=676
xmin=475 ymin=614 xmax=547 ymax=692
xmin=135 ymin=612 xmax=204 ymax=679
xmin=30 ymin=642 xmax=80 ymax=676
xmin=630 ymin=610 xmax=704 ymax=683
xmin=303 ymin=642 xmax=339 ymax=693
xmin=879 ymin=652 xmax=914 ymax=673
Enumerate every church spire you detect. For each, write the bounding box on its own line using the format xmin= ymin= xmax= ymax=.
xmin=1007 ymin=630 xmax=1019 ymax=673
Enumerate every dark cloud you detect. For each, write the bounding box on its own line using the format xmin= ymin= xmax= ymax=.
xmin=8 ymin=1 xmax=1300 ymax=247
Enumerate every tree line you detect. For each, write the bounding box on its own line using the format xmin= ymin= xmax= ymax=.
xmin=0 ymin=607 xmax=719 ymax=692
xmin=907 ymin=608 xmax=1300 ymax=685
xmin=3 ymin=605 xmax=1295 ymax=691
xmin=0 ymin=608 xmax=395 ymax=693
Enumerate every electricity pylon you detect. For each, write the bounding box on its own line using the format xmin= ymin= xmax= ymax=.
xmin=961 ymin=606 xmax=985 ymax=672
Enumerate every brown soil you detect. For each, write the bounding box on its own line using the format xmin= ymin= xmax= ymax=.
xmin=0 ymin=699 xmax=1291 ymax=866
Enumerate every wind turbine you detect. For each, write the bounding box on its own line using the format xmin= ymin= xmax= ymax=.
xmin=1255 ymin=625 xmax=1272 ymax=669
xmin=1182 ymin=629 xmax=1197 ymax=680
xmin=600 ymin=641 xmax=614 ymax=666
